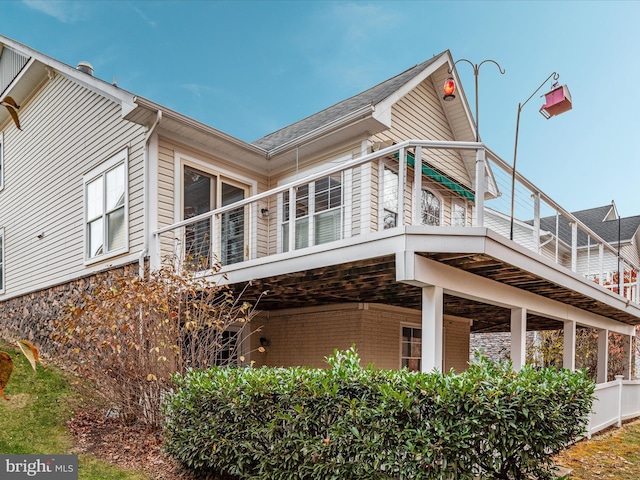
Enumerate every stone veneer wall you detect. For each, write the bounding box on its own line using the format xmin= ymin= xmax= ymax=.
xmin=469 ymin=332 xmax=512 ymax=363
xmin=0 ymin=263 xmax=136 ymax=356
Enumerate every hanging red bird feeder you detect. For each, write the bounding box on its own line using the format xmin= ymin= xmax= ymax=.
xmin=539 ymin=84 xmax=572 ymax=119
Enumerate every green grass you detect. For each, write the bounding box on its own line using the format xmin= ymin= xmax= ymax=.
xmin=555 ymin=419 xmax=640 ymax=479
xmin=0 ymin=346 xmax=150 ymax=480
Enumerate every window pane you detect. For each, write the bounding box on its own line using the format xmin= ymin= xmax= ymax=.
xmin=221 ymin=183 xmax=245 ymax=265
xmin=295 ymin=217 xmax=308 ymax=249
xmin=383 ymin=168 xmax=398 ymax=214
xmin=87 ymin=178 xmax=103 ymax=220
xmin=107 ymin=207 xmax=125 ymax=251
xmin=315 ymin=174 xmax=342 ymax=212
xmin=453 ymin=203 xmax=466 ymax=227
xmin=89 ymin=219 xmax=103 ymax=257
xmin=315 ymin=210 xmax=341 ymax=245
xmin=106 ymin=164 xmax=125 ymax=211
xmin=421 ymin=189 xmax=441 ymax=226
xmin=296 ymin=185 xmax=309 ymax=218
xmin=184 ymin=166 xmax=213 ymax=268
xmin=282 ymin=222 xmax=289 ymax=252
xmin=282 ymin=191 xmax=291 ymax=222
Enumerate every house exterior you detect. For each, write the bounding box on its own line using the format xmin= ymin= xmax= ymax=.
xmin=1 ymin=33 xmax=640 ymax=403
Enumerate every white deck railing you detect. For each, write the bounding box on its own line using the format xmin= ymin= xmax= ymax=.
xmin=152 ymin=140 xmax=640 ymax=306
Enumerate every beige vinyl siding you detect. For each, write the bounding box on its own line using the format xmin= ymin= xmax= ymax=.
xmin=368 ymin=79 xmax=474 ymax=228
xmin=389 ymin=81 xmax=471 ymax=188
xmin=0 ymin=73 xmax=145 ymax=299
xmin=250 ymin=303 xmax=471 ymax=371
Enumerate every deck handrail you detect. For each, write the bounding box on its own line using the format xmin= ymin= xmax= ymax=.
xmin=152 ymin=140 xmax=640 ymax=293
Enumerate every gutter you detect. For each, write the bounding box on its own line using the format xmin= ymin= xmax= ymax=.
xmin=138 ymin=110 xmax=162 ymax=277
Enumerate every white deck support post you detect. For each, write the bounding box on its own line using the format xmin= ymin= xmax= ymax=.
xmin=597 ymin=328 xmax=609 ymax=384
xmin=599 ymin=243 xmax=605 ymax=286
xmin=571 ymin=222 xmax=578 ymax=272
xmin=622 ymin=334 xmax=633 ymax=380
xmin=359 ymin=140 xmax=372 ymax=234
xmin=533 ymin=192 xmax=541 ymax=253
xmin=473 ymin=147 xmax=485 ymax=227
xmin=398 ymin=147 xmax=406 ymax=227
xmin=413 ymin=147 xmax=422 ymax=225
xmin=421 ymin=285 xmax=444 ymax=372
xmin=510 ymin=307 xmax=527 ymax=371
xmin=563 ymin=320 xmax=576 ymax=371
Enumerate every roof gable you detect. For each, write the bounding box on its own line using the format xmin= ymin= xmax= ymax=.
xmin=251 ymin=53 xmax=448 ymax=152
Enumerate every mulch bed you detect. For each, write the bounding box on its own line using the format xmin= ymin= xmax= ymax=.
xmin=67 ymin=407 xmax=191 ymax=479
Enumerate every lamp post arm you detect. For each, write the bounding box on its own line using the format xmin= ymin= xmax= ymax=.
xmin=509 ymin=72 xmax=560 ymax=240
xmin=520 ymin=72 xmax=559 ymax=110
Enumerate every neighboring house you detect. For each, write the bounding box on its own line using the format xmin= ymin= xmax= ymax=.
xmin=1 ymin=34 xmax=639 ymax=388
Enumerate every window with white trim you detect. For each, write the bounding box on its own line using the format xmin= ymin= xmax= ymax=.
xmin=84 ymin=149 xmax=128 ymax=261
xmin=420 ymin=188 xmax=441 ymax=226
xmin=182 ymin=164 xmax=249 ymax=267
xmin=281 ymin=173 xmax=343 ymax=251
xmin=452 ymin=201 xmax=467 ymax=227
xmin=401 ymin=326 xmax=421 ymax=371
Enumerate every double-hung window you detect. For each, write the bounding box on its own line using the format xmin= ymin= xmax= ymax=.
xmin=0 ymin=228 xmax=4 ymax=293
xmin=281 ymin=173 xmax=343 ymax=251
xmin=84 ymin=149 xmax=128 ymax=261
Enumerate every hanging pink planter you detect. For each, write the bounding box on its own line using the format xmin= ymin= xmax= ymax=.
xmin=539 ymin=84 xmax=572 ymax=119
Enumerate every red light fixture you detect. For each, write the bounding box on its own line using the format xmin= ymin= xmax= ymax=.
xmin=443 ymin=77 xmax=456 ymax=101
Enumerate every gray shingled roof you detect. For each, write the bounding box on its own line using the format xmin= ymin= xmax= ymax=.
xmin=535 ymin=205 xmax=640 ymax=247
xmin=251 ymin=54 xmax=446 ymax=151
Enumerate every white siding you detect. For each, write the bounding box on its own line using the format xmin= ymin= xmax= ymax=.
xmin=0 ymin=74 xmax=145 ymax=299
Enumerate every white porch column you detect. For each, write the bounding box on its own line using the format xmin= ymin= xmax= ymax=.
xmin=622 ymin=334 xmax=633 ymax=380
xmin=510 ymin=307 xmax=527 ymax=371
xmin=421 ymin=285 xmax=444 ymax=372
xmin=597 ymin=328 xmax=609 ymax=384
xmin=472 ymin=147 xmax=485 ymax=227
xmin=563 ymin=320 xmax=576 ymax=371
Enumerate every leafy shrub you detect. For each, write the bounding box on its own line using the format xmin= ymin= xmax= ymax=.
xmin=52 ymin=259 xmax=260 ymax=428
xmin=163 ymin=348 xmax=595 ymax=479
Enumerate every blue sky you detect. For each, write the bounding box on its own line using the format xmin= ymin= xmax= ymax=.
xmin=2 ymin=0 xmax=640 ymax=217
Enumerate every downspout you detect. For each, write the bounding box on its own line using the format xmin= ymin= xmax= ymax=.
xmin=138 ymin=110 xmax=162 ymax=277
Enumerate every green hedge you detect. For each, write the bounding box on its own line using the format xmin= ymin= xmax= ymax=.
xmin=163 ymin=348 xmax=594 ymax=479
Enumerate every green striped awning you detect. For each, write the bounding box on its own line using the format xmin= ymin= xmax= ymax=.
xmin=394 ymin=151 xmax=475 ymax=201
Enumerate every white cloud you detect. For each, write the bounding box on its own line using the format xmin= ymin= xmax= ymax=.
xmin=181 ymin=83 xmax=214 ymax=99
xmin=22 ymin=0 xmax=89 ymax=23
xmin=128 ymin=4 xmax=158 ymax=28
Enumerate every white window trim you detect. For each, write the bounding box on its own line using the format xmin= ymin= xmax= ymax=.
xmin=0 ymin=131 xmax=4 ymax=192
xmin=173 ymin=152 xmax=257 ymax=263
xmin=0 ymin=227 xmax=4 ymax=294
xmin=400 ymin=324 xmax=422 ymax=371
xmin=83 ymin=148 xmax=129 ymax=265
